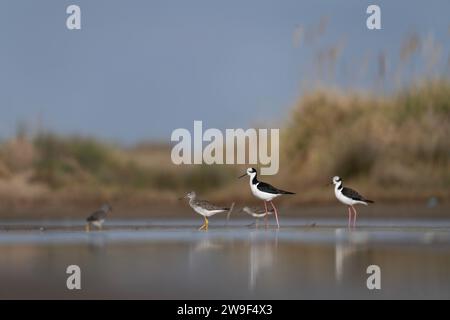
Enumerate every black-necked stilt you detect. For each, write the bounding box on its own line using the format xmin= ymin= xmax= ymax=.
xmin=86 ymin=204 xmax=112 ymax=232
xmin=181 ymin=191 xmax=230 ymax=231
xmin=331 ymin=176 xmax=374 ymax=228
xmin=242 ymin=206 xmax=274 ymax=228
xmin=239 ymin=168 xmax=295 ymax=229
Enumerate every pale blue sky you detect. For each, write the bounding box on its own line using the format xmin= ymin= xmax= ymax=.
xmin=0 ymin=0 xmax=449 ymax=143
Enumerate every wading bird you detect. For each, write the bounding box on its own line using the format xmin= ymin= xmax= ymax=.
xmin=331 ymin=176 xmax=374 ymax=228
xmin=239 ymin=168 xmax=295 ymax=229
xmin=181 ymin=191 xmax=231 ymax=231
xmin=241 ymin=206 xmax=274 ymax=228
xmin=86 ymin=204 xmax=112 ymax=232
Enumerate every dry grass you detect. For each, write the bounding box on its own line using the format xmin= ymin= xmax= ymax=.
xmin=281 ymin=79 xmax=450 ymax=202
xmin=0 ymin=80 xmax=449 ymax=212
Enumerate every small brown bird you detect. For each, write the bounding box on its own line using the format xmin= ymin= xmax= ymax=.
xmin=86 ymin=204 xmax=112 ymax=232
xmin=241 ymin=206 xmax=274 ymax=228
xmin=181 ymin=191 xmax=230 ymax=231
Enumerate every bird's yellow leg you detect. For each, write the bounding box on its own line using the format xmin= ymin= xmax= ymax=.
xmin=205 ymin=217 xmax=209 ymax=231
xmin=85 ymin=224 xmax=90 ymax=232
xmin=198 ymin=218 xmax=206 ymax=231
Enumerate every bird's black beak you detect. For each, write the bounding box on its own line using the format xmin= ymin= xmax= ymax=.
xmin=238 ymin=173 xmax=247 ymax=179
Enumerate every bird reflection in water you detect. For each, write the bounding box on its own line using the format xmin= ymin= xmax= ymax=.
xmin=87 ymin=232 xmax=108 ymax=253
xmin=188 ymin=235 xmax=224 ymax=271
xmin=248 ymin=231 xmax=278 ymax=291
xmin=334 ymin=229 xmax=370 ymax=284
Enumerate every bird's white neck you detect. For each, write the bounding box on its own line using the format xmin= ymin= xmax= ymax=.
xmin=249 ymin=172 xmax=258 ymax=185
xmin=334 ymin=181 xmax=343 ymax=191
xmin=188 ymin=195 xmax=196 ymax=204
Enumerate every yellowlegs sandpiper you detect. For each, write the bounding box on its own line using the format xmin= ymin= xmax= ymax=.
xmin=85 ymin=204 xmax=112 ymax=232
xmin=241 ymin=206 xmax=274 ymax=228
xmin=181 ymin=191 xmax=231 ymax=231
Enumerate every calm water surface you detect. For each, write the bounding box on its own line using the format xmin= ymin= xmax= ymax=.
xmin=1 ymin=218 xmax=450 ymax=299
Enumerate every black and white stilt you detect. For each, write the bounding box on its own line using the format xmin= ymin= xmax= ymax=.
xmin=239 ymin=168 xmax=295 ymax=229
xmin=331 ymin=176 xmax=373 ymax=228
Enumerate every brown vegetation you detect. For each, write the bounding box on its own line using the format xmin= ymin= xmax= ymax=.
xmin=0 ymin=80 xmax=449 ymax=217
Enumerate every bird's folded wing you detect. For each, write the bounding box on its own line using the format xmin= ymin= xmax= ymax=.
xmin=195 ymin=200 xmax=229 ymax=211
xmin=250 ymin=206 xmax=275 ymax=214
xmin=258 ymin=181 xmax=294 ymax=194
xmin=87 ymin=210 xmax=106 ymax=221
xmin=341 ymin=187 xmax=365 ymax=201
xmin=257 ymin=182 xmax=280 ymax=194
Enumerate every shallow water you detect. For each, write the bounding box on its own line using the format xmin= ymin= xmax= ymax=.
xmin=1 ymin=218 xmax=450 ymax=299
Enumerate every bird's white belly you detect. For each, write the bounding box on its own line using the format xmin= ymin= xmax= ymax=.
xmin=251 ymin=183 xmax=279 ymax=201
xmin=251 ymin=212 xmax=272 ymax=218
xmin=335 ymin=189 xmax=356 ymax=206
xmin=91 ymin=220 xmax=104 ymax=228
xmin=191 ymin=205 xmax=224 ymax=217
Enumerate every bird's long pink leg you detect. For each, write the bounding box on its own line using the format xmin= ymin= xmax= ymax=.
xmin=269 ymin=201 xmax=280 ymax=229
xmin=348 ymin=207 xmax=352 ymax=229
xmin=352 ymin=206 xmax=357 ymax=228
xmin=264 ymin=201 xmax=269 ymax=228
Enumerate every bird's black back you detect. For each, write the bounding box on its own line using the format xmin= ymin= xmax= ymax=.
xmin=341 ymin=187 xmax=373 ymax=203
xmin=257 ymin=181 xmax=295 ymax=195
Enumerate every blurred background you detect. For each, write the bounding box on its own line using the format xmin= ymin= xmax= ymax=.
xmin=0 ymin=0 xmax=449 ymax=218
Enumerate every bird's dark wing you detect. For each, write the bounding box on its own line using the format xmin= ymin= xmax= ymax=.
xmin=87 ymin=209 xmax=106 ymax=222
xmin=341 ymin=187 xmax=372 ymax=202
xmin=194 ymin=200 xmax=230 ymax=211
xmin=257 ymin=181 xmax=295 ymax=195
